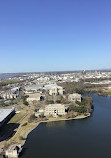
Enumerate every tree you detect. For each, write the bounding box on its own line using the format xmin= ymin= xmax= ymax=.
xmin=22 ymin=95 xmax=29 ymax=105
xmin=40 ymin=96 xmax=44 ymax=101
xmin=28 ymin=114 xmax=36 ymax=123
xmin=61 ymin=97 xmax=67 ymax=104
xmin=23 ymin=100 xmax=29 ymax=106
xmin=68 ymin=96 xmax=93 ymax=114
xmin=0 ymin=96 xmax=3 ymax=99
xmin=46 ymin=100 xmax=54 ymax=104
xmin=56 ymin=100 xmax=61 ymax=103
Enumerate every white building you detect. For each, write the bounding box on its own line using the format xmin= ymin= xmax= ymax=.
xmin=0 ymin=87 xmax=20 ymax=100
xmin=25 ymin=84 xmax=43 ymax=93
xmin=5 ymin=144 xmax=22 ymax=158
xmin=27 ymin=93 xmax=42 ymax=102
xmin=43 ymin=83 xmax=64 ymax=96
xmin=68 ymin=93 xmax=82 ymax=102
xmin=5 ymin=150 xmax=18 ymax=158
xmin=49 ymin=86 xmax=64 ymax=96
xmin=44 ymin=104 xmax=67 ymax=117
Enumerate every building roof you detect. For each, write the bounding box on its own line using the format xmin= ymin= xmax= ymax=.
xmin=11 ymin=87 xmax=20 ymax=92
xmin=46 ymin=104 xmax=65 ymax=108
xmin=0 ymin=108 xmax=14 ymax=123
xmin=28 ymin=95 xmax=41 ymax=99
xmin=27 ymin=93 xmax=42 ymax=98
xmin=69 ymin=93 xmax=81 ymax=97
xmin=25 ymin=84 xmax=43 ymax=91
xmin=44 ymin=84 xmax=57 ymax=89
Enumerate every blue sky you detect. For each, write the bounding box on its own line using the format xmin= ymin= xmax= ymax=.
xmin=0 ymin=0 xmax=111 ymax=73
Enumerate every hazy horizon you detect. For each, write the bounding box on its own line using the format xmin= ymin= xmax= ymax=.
xmin=0 ymin=68 xmax=111 ymax=74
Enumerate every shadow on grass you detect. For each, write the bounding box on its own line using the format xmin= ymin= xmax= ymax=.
xmin=0 ymin=123 xmax=20 ymax=142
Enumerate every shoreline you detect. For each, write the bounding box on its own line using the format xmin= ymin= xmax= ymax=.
xmin=0 ymin=113 xmax=91 ymax=157
xmin=21 ymin=113 xmax=91 ymax=149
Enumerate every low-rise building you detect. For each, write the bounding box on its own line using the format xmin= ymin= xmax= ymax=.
xmin=5 ymin=144 xmax=22 ymax=158
xmin=1 ymin=92 xmax=17 ymax=99
xmin=25 ymin=84 xmax=43 ymax=93
xmin=27 ymin=93 xmax=42 ymax=102
xmin=49 ymin=86 xmax=64 ymax=96
xmin=44 ymin=104 xmax=67 ymax=117
xmin=0 ymin=87 xmax=20 ymax=100
xmin=43 ymin=83 xmax=64 ymax=96
xmin=68 ymin=93 xmax=82 ymax=102
xmin=5 ymin=150 xmax=18 ymax=158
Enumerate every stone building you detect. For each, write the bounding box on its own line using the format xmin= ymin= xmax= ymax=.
xmin=27 ymin=93 xmax=42 ymax=102
xmin=0 ymin=87 xmax=20 ymax=100
xmin=44 ymin=104 xmax=67 ymax=117
xmin=68 ymin=93 xmax=82 ymax=102
xmin=49 ymin=86 xmax=64 ymax=96
xmin=43 ymin=83 xmax=64 ymax=96
xmin=5 ymin=144 xmax=22 ymax=158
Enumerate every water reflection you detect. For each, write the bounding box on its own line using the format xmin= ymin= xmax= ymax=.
xmin=46 ymin=121 xmax=66 ymax=128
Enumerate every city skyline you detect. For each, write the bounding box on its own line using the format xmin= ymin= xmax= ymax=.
xmin=0 ymin=0 xmax=111 ymax=73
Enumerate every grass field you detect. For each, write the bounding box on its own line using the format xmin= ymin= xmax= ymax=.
xmin=9 ymin=111 xmax=27 ymax=124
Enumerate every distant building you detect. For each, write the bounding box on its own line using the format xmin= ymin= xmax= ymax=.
xmin=44 ymin=104 xmax=67 ymax=117
xmin=68 ymin=93 xmax=82 ymax=102
xmin=49 ymin=86 xmax=63 ymax=96
xmin=1 ymin=92 xmax=16 ymax=99
xmin=43 ymin=83 xmax=64 ymax=96
xmin=27 ymin=93 xmax=42 ymax=102
xmin=43 ymin=83 xmax=57 ymax=90
xmin=0 ymin=87 xmax=20 ymax=100
xmin=11 ymin=87 xmax=20 ymax=94
xmin=44 ymin=85 xmax=63 ymax=95
xmin=25 ymin=84 xmax=43 ymax=93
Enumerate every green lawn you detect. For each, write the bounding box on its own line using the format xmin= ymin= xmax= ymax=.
xmin=9 ymin=112 xmax=27 ymax=123
xmin=106 ymin=91 xmax=111 ymax=95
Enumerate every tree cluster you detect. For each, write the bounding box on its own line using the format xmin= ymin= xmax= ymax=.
xmin=68 ymin=96 xmax=93 ymax=114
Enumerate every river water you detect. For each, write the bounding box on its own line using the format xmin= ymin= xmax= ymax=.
xmin=20 ymin=94 xmax=111 ymax=158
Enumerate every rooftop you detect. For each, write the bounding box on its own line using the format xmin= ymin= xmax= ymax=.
xmin=44 ymin=84 xmax=57 ymax=89
xmin=25 ymin=84 xmax=43 ymax=91
xmin=0 ymin=108 xmax=14 ymax=123
xmin=46 ymin=104 xmax=65 ymax=108
xmin=28 ymin=95 xmax=41 ymax=98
